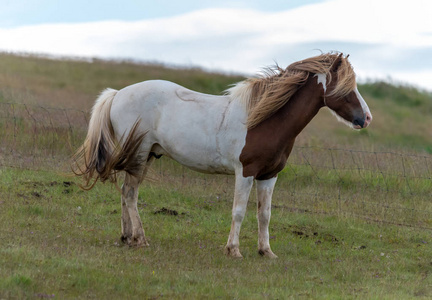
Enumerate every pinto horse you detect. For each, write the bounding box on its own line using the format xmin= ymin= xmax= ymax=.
xmin=73 ymin=53 xmax=372 ymax=258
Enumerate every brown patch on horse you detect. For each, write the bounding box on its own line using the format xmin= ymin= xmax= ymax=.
xmin=240 ymin=75 xmax=324 ymax=180
xmin=241 ymin=53 xmax=356 ymax=128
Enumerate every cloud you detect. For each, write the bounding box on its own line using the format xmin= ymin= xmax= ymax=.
xmin=0 ymin=0 xmax=431 ymax=90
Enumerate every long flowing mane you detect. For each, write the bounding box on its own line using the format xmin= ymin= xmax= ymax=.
xmin=227 ymin=52 xmax=357 ymax=128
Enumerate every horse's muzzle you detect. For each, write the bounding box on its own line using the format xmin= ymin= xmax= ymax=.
xmin=353 ymin=112 xmax=372 ymax=129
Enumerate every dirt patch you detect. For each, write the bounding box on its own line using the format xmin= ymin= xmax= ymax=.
xmin=49 ymin=181 xmax=74 ymax=187
xmin=289 ymin=225 xmax=341 ymax=244
xmin=31 ymin=192 xmax=42 ymax=198
xmin=154 ymin=207 xmax=180 ymax=216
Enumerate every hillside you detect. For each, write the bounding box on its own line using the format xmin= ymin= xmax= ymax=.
xmin=1 ymin=52 xmax=431 ymax=153
xmin=1 ymin=54 xmax=432 ymax=299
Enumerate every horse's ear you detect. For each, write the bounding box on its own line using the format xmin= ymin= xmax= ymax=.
xmin=330 ymin=53 xmax=344 ymax=73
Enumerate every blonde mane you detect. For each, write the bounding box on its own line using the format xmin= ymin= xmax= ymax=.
xmin=228 ymin=53 xmax=357 ymax=128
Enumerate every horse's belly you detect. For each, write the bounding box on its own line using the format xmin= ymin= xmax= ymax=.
xmin=154 ymin=137 xmax=238 ymax=175
xmin=181 ymin=160 xmax=236 ymax=175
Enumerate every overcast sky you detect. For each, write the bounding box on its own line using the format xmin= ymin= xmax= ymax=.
xmin=1 ymin=0 xmax=431 ymax=91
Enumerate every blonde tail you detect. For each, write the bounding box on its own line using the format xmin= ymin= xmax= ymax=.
xmin=72 ymin=89 xmax=146 ymax=189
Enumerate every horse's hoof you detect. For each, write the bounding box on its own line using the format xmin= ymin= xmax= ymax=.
xmin=258 ymin=249 xmax=278 ymax=258
xmin=225 ymin=246 xmax=243 ymax=258
xmin=121 ymin=235 xmax=149 ymax=247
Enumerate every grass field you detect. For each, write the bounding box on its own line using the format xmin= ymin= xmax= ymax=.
xmin=1 ymin=168 xmax=431 ymax=299
xmin=1 ymin=53 xmax=432 ymax=298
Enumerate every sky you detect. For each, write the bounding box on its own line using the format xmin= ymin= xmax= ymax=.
xmin=0 ymin=0 xmax=431 ymax=91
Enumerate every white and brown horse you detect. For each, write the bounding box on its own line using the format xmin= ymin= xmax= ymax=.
xmin=73 ymin=53 xmax=372 ymax=258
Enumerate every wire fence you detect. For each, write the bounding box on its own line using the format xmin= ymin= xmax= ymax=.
xmin=0 ymin=102 xmax=88 ymax=170
xmin=1 ymin=102 xmax=432 ymax=230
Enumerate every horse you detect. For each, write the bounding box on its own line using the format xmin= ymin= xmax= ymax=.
xmin=73 ymin=53 xmax=372 ymax=258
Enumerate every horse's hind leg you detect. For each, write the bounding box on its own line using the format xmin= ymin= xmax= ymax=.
xmin=121 ymin=156 xmax=155 ymax=247
xmin=121 ymin=172 xmax=148 ymax=247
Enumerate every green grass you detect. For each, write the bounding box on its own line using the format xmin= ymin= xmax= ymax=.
xmin=360 ymin=81 xmax=432 ymax=111
xmin=1 ymin=168 xmax=431 ymax=299
xmin=356 ymin=82 xmax=432 ymax=153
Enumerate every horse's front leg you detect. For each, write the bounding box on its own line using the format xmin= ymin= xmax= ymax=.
xmin=256 ymin=177 xmax=278 ymax=258
xmin=121 ymin=172 xmax=149 ymax=247
xmin=225 ymin=174 xmax=254 ymax=258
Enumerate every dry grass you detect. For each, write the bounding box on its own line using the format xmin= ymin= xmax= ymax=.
xmin=0 ymin=53 xmax=245 ymax=110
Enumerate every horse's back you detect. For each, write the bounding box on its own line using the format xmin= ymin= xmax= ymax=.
xmin=112 ymin=80 xmax=227 ymax=112
xmin=111 ymin=80 xmax=232 ymax=130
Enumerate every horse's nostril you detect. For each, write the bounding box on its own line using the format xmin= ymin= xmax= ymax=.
xmin=353 ymin=118 xmax=364 ymax=128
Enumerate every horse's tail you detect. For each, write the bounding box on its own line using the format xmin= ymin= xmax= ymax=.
xmin=72 ymin=88 xmax=146 ymax=189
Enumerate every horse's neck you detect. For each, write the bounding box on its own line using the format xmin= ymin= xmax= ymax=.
xmin=239 ymin=76 xmax=324 ymax=179
xmin=266 ymin=76 xmax=324 ymax=140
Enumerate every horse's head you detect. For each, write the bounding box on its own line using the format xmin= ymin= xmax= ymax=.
xmin=317 ymin=54 xmax=372 ymax=129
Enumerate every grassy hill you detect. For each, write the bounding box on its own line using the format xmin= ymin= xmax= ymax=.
xmin=1 ymin=53 xmax=432 ymax=298
xmin=1 ymin=52 xmax=431 ymax=154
